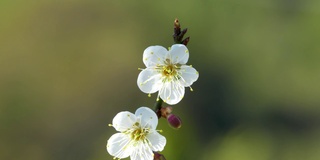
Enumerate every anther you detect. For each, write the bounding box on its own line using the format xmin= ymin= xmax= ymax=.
xmin=108 ymin=124 xmax=113 ymax=127
xmin=190 ymin=87 xmax=194 ymax=91
xmin=148 ymin=94 xmax=151 ymax=97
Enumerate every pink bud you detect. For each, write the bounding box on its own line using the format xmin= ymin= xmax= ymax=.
xmin=154 ymin=152 xmax=166 ymax=160
xmin=160 ymin=106 xmax=173 ymax=118
xmin=167 ymin=114 xmax=182 ymax=129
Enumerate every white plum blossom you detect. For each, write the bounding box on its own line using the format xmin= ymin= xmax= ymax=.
xmin=107 ymin=107 xmax=166 ymax=160
xmin=137 ymin=44 xmax=199 ymax=105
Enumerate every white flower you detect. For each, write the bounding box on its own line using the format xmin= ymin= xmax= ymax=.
xmin=107 ymin=107 xmax=166 ymax=160
xmin=137 ymin=44 xmax=199 ymax=105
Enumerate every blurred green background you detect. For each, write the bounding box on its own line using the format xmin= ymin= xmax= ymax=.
xmin=1 ymin=0 xmax=320 ymax=160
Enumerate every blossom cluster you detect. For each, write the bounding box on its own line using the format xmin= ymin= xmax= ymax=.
xmin=106 ymin=20 xmax=199 ymax=160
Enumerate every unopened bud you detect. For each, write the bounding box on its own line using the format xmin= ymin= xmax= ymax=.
xmin=182 ymin=37 xmax=190 ymax=45
xmin=154 ymin=152 xmax=166 ymax=160
xmin=177 ymin=28 xmax=188 ymax=42
xmin=160 ymin=106 xmax=173 ymax=118
xmin=167 ymin=114 xmax=182 ymax=129
xmin=174 ymin=18 xmax=180 ymax=29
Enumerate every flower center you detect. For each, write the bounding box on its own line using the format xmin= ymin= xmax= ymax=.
xmin=129 ymin=122 xmax=149 ymax=142
xmin=161 ymin=59 xmax=180 ymax=78
xmin=131 ymin=128 xmax=147 ymax=141
xmin=162 ymin=64 xmax=177 ymax=77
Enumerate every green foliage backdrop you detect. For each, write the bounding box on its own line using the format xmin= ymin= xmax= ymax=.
xmin=1 ymin=0 xmax=320 ymax=160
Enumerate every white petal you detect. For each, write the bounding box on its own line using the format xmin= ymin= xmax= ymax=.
xmin=112 ymin=111 xmax=137 ymax=132
xmin=135 ymin=107 xmax=158 ymax=130
xmin=130 ymin=142 xmax=154 ymax=160
xmin=179 ymin=65 xmax=199 ymax=86
xmin=143 ymin=46 xmax=167 ymax=67
xmin=107 ymin=133 xmax=132 ymax=159
xmin=167 ymin=44 xmax=189 ymax=64
xmin=147 ymin=131 xmax=166 ymax=152
xmin=137 ymin=68 xmax=163 ymax=94
xmin=159 ymin=81 xmax=185 ymax=105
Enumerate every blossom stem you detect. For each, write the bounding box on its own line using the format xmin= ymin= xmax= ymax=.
xmin=153 ymin=18 xmax=190 ymax=118
xmin=153 ymin=98 xmax=163 ymax=117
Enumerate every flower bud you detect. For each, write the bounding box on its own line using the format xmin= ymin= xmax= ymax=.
xmin=182 ymin=37 xmax=190 ymax=45
xmin=167 ymin=114 xmax=182 ymax=129
xmin=154 ymin=152 xmax=166 ymax=160
xmin=160 ymin=106 xmax=173 ymax=118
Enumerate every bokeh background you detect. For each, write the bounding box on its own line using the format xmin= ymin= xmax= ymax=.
xmin=1 ymin=0 xmax=320 ymax=160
